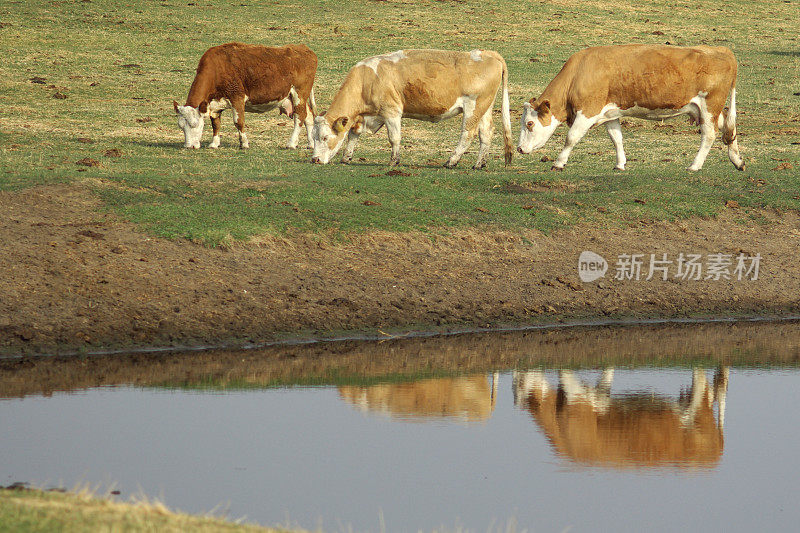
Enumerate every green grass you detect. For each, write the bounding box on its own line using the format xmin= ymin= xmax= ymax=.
xmin=1 ymin=0 xmax=798 ymax=245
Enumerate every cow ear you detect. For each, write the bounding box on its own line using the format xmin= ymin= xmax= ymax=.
xmin=537 ymin=100 xmax=551 ymax=116
xmin=173 ymin=100 xmax=181 ymax=114
xmin=198 ymin=101 xmax=208 ymax=114
xmin=332 ymin=116 xmax=349 ymax=133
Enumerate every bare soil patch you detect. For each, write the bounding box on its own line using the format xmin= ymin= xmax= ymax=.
xmin=1 ymin=185 xmax=799 ymax=355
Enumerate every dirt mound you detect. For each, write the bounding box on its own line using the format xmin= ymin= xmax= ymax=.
xmin=2 ymin=185 xmax=799 ymax=355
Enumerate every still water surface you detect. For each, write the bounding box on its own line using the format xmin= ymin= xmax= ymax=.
xmin=2 ymin=322 xmax=800 ymax=532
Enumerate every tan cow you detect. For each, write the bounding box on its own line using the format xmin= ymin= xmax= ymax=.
xmin=513 ymin=367 xmax=729 ymax=469
xmin=517 ymin=45 xmax=744 ymax=172
xmin=173 ymin=42 xmax=317 ymax=150
xmin=311 ymin=49 xmax=513 ymax=168
xmin=338 ymin=373 xmax=499 ymax=422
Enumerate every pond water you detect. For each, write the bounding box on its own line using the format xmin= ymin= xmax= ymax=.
xmin=2 ymin=320 xmax=800 ymax=532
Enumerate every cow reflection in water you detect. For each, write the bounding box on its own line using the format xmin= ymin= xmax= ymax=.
xmin=339 ymin=374 xmax=499 ymax=422
xmin=513 ymin=368 xmax=729 ymax=468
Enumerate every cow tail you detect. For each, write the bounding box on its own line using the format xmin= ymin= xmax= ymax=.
xmin=309 ymin=87 xmax=318 ymax=117
xmin=501 ymin=61 xmax=513 ymax=166
xmin=722 ymin=86 xmax=737 ymax=146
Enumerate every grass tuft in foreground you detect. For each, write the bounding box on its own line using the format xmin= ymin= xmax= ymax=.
xmin=0 ymin=485 xmax=294 ymax=533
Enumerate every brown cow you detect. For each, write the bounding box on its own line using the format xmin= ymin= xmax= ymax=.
xmin=173 ymin=42 xmax=317 ymax=150
xmin=311 ymin=49 xmax=513 ymax=168
xmin=513 ymin=368 xmax=729 ymax=469
xmin=517 ymin=44 xmax=744 ymax=171
xmin=339 ymin=373 xmax=499 ymax=422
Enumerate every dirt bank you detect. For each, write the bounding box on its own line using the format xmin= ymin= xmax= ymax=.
xmin=3 ymin=320 xmax=800 ymax=399
xmin=2 ymin=184 xmax=800 ymax=355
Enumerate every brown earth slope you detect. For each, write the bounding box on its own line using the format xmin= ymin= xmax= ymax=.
xmin=1 ymin=184 xmax=799 ymax=355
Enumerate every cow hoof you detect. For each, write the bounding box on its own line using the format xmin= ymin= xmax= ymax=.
xmin=284 ymin=144 xmax=298 ymax=150
xmin=389 ymin=159 xmax=400 ymax=167
xmin=443 ymin=161 xmax=457 ymax=169
xmin=472 ymin=162 xmax=487 ymax=170
xmin=614 ymin=166 xmax=625 ymax=171
xmin=737 ymin=163 xmax=746 ymax=171
xmin=341 ymin=158 xmax=351 ymax=165
xmin=551 ymin=165 xmax=564 ymax=172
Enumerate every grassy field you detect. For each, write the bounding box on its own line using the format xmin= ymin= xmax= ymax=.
xmin=1 ymin=0 xmax=798 ymax=245
xmin=0 ymin=486 xmax=287 ymax=533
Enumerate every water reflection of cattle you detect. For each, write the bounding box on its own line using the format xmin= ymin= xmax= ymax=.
xmin=513 ymin=368 xmax=728 ymax=469
xmin=339 ymin=374 xmax=499 ymax=422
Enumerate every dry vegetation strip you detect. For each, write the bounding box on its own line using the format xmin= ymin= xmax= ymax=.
xmin=0 ymin=486 xmax=290 ymax=533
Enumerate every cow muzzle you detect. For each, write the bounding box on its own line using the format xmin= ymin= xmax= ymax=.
xmin=311 ymin=156 xmax=321 ymax=164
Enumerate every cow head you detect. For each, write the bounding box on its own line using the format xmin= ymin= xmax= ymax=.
xmin=173 ymin=101 xmax=207 ymax=149
xmin=517 ymin=99 xmax=560 ymax=154
xmin=311 ymin=115 xmax=349 ymax=164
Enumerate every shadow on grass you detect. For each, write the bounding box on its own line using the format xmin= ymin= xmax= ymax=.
xmin=129 ymin=140 xmax=185 ymax=149
xmin=768 ymin=50 xmax=800 ymax=57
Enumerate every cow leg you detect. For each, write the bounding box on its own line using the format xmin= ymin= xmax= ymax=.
xmin=445 ymin=97 xmax=477 ymax=168
xmin=679 ymin=368 xmax=709 ymax=426
xmin=559 ymin=370 xmax=611 ymax=413
xmin=596 ymin=368 xmax=614 ymax=395
xmin=303 ymin=102 xmax=315 ymax=149
xmin=232 ymin=98 xmax=248 ymax=149
xmin=719 ymin=90 xmax=745 ymax=170
xmin=512 ymin=370 xmax=550 ymax=406
xmin=688 ymin=98 xmax=715 ymax=171
xmin=553 ymin=112 xmax=595 ymax=170
xmin=713 ymin=367 xmax=729 ymax=429
xmin=209 ymin=113 xmax=222 ymax=149
xmin=341 ymin=129 xmax=361 ymax=164
xmin=605 ymin=119 xmax=626 ymax=170
xmin=286 ymin=113 xmax=302 ymax=149
xmin=473 ymin=106 xmax=495 ymax=169
xmin=688 ymin=121 xmax=716 ymax=171
xmin=385 ymin=115 xmax=402 ymax=166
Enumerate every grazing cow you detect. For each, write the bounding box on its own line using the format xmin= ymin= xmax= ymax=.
xmin=339 ymin=373 xmax=499 ymax=422
xmin=311 ymin=49 xmax=513 ymax=168
xmin=513 ymin=367 xmax=729 ymax=469
xmin=517 ymin=45 xmax=744 ymax=171
xmin=173 ymin=42 xmax=317 ymax=150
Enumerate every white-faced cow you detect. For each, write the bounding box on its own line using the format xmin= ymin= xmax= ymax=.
xmin=517 ymin=45 xmax=744 ymax=172
xmin=311 ymin=49 xmax=513 ymax=168
xmin=173 ymin=42 xmax=317 ymax=150
xmin=513 ymin=367 xmax=729 ymax=469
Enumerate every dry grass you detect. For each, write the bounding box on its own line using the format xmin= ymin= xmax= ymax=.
xmin=0 ymin=484 xmax=295 ymax=532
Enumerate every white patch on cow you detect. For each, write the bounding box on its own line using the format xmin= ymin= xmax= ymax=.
xmin=311 ymin=116 xmax=347 ymax=164
xmin=470 ymin=49 xmax=483 ymax=62
xmin=176 ymin=105 xmax=204 ymax=149
xmin=208 ymin=135 xmax=221 ymax=149
xmin=356 ymin=50 xmax=407 ymax=74
xmin=284 ymin=87 xmax=302 ymax=149
xmin=207 ymin=98 xmax=231 ymax=116
xmin=553 ymin=110 xmax=594 ymax=169
xmin=517 ymin=102 xmax=561 ymax=154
